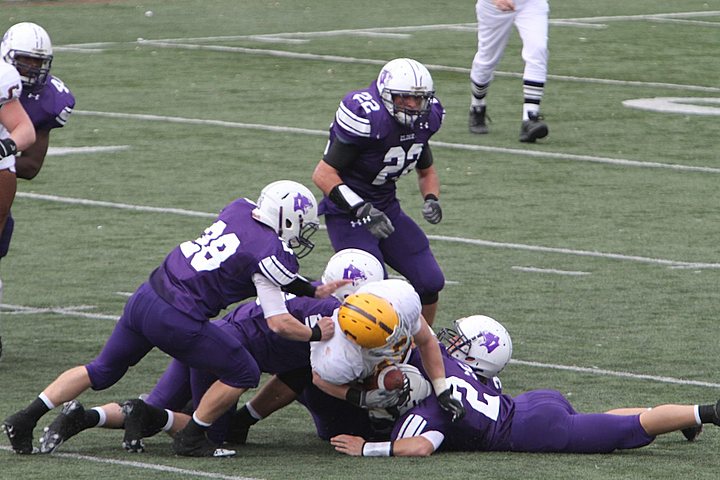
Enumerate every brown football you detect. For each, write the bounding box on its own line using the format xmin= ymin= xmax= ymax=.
xmin=376 ymin=365 xmax=405 ymax=391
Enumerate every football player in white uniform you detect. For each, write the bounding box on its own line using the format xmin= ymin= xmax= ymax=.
xmin=310 ymin=279 xmax=465 ymax=421
xmin=468 ymin=0 xmax=550 ymax=142
xmin=0 ymin=60 xmax=36 ymax=359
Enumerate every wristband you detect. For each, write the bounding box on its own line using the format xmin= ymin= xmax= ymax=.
xmin=309 ymin=323 xmax=323 ymax=341
xmin=362 ymin=441 xmax=393 ymax=457
xmin=329 ymin=183 xmax=364 ymax=213
xmin=424 ymin=193 xmax=439 ymax=202
xmin=345 ymin=386 xmax=363 ymax=406
xmin=432 ymin=378 xmax=449 ymax=396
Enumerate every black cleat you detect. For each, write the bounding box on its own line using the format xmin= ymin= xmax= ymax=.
xmin=3 ymin=410 xmax=38 ymax=454
xmin=121 ymin=398 xmax=168 ymax=452
xmin=519 ymin=112 xmax=548 ymax=143
xmin=681 ymin=424 xmax=702 ymax=442
xmin=468 ymin=106 xmax=489 ymax=134
xmin=39 ymin=400 xmax=89 ymax=454
xmin=173 ymin=428 xmax=236 ymax=457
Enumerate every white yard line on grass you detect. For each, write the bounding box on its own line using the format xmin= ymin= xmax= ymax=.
xmin=511 ymin=359 xmax=720 ymax=389
xmin=15 ymin=191 xmax=720 ymax=270
xmin=72 ymin=110 xmax=720 ymax=174
xmin=0 ymin=447 xmax=262 ymax=480
xmin=511 ymin=266 xmax=591 ymax=276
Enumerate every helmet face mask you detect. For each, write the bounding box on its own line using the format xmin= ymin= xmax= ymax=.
xmin=1 ymin=22 xmax=53 ymax=92
xmin=252 ymin=180 xmax=319 ymax=258
xmin=439 ymin=315 xmax=512 ymax=378
xmin=321 ymin=248 xmax=385 ymax=301
xmin=376 ymin=58 xmax=435 ymax=128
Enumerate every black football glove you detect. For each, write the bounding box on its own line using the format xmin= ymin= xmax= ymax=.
xmin=437 ymin=386 xmax=465 ymax=422
xmin=0 ymin=138 xmax=18 ymax=159
xmin=354 ymin=202 xmax=394 ymax=239
xmin=422 ymin=195 xmax=442 ymax=224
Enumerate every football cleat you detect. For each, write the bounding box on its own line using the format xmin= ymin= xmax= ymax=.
xmin=172 ymin=428 xmax=236 ymax=457
xmin=519 ymin=112 xmax=548 ymax=143
xmin=39 ymin=400 xmax=88 ymax=454
xmin=121 ymin=398 xmax=164 ymax=453
xmin=2 ymin=410 xmax=38 ymax=454
xmin=468 ymin=106 xmax=489 ymax=134
xmin=681 ymin=425 xmax=702 ymax=442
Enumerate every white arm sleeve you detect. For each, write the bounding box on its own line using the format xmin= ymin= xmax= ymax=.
xmin=420 ymin=431 xmax=444 ymax=452
xmin=252 ymin=273 xmax=289 ymax=317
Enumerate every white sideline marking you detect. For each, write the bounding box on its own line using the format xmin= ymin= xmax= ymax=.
xmin=72 ymin=110 xmax=720 ymax=174
xmin=14 ymin=192 xmax=720 ymax=269
xmin=47 ymin=145 xmax=130 ymax=156
xmin=511 ymin=266 xmax=590 ymax=276
xmin=511 ymin=359 xmax=720 ymax=389
xmin=0 ymin=447 xmax=261 ymax=480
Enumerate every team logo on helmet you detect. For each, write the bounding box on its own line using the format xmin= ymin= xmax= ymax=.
xmin=343 ymin=263 xmax=367 ymax=283
xmin=293 ymin=193 xmax=312 ymax=214
xmin=378 ymin=68 xmax=392 ymax=88
xmin=480 ymin=331 xmax=500 ymax=353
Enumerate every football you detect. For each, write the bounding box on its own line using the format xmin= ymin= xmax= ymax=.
xmin=374 ymin=364 xmax=405 ymax=391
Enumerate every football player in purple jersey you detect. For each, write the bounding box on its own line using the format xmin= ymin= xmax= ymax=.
xmin=2 ymin=22 xmax=75 ymax=180
xmin=0 ymin=23 xmax=75 ymax=358
xmin=0 ymin=59 xmax=36 ymax=360
xmin=35 ymin=249 xmax=383 ymax=453
xmin=312 ymin=58 xmax=445 ymax=326
xmin=3 ymin=180 xmax=347 ymax=457
xmin=332 ymin=315 xmax=720 ymax=457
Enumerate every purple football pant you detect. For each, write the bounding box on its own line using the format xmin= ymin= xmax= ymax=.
xmin=323 ymin=202 xmax=444 ymax=301
xmin=508 ymin=390 xmax=654 ymax=453
xmin=85 ymin=282 xmax=260 ymax=391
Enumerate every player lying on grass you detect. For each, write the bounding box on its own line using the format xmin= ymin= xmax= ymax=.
xmin=331 ymin=314 xmax=717 ymax=456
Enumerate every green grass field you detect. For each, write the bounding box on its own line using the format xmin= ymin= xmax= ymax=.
xmin=2 ymin=1 xmax=720 ymax=478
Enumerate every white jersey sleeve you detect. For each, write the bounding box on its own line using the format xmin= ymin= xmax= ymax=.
xmin=0 ymin=63 xmax=22 ymax=171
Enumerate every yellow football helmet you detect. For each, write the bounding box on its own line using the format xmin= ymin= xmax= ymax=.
xmin=338 ymin=293 xmax=399 ymax=349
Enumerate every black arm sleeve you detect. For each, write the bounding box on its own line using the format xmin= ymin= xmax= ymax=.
xmin=281 ymin=277 xmax=317 ymax=298
xmin=416 ymin=144 xmax=434 ymax=170
xmin=322 ymin=138 xmax=362 ymax=171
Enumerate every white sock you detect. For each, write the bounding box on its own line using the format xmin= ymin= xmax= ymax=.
xmin=92 ymin=407 xmax=107 ymax=427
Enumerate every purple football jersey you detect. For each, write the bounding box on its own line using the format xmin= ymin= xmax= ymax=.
xmin=394 ymin=346 xmax=515 ymax=452
xmin=217 ymin=294 xmax=340 ymax=373
xmin=20 ymin=75 xmax=74 ymax=131
xmin=319 ymin=82 xmax=444 ymax=214
xmin=149 ymin=198 xmax=300 ymax=320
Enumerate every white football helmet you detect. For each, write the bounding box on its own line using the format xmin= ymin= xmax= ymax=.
xmin=1 ymin=22 xmax=53 ymax=92
xmin=252 ymin=180 xmax=319 ymax=258
xmin=321 ymin=248 xmax=385 ymax=301
xmin=376 ymin=58 xmax=435 ymax=127
xmin=439 ymin=315 xmax=512 ymax=378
